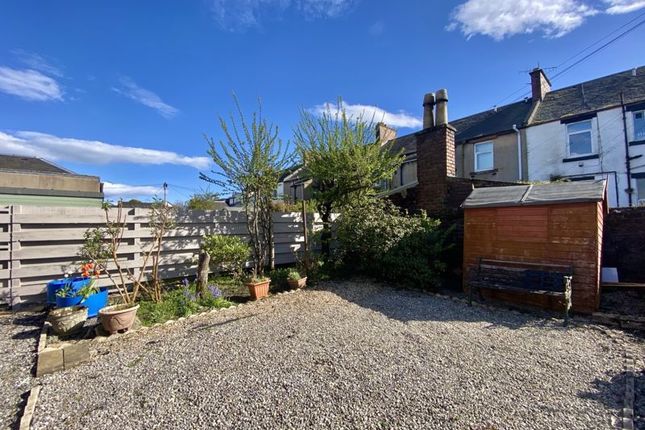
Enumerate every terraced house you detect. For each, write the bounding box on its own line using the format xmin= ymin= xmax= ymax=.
xmin=381 ymin=65 xmax=645 ymax=209
xmin=526 ymin=66 xmax=645 ymax=208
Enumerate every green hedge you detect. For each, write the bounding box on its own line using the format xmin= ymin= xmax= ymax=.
xmin=336 ymin=199 xmax=451 ymax=288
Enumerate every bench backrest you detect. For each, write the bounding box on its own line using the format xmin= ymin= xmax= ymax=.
xmin=475 ymin=259 xmax=573 ymax=293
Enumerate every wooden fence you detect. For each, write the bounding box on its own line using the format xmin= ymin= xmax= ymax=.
xmin=0 ymin=205 xmax=323 ymax=305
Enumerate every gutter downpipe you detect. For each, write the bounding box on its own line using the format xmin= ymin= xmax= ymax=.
xmin=620 ymin=92 xmax=633 ymax=207
xmin=513 ymin=124 xmax=522 ymax=181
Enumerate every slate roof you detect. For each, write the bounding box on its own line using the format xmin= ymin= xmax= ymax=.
xmin=389 ymin=133 xmax=417 ymax=155
xmin=0 ymin=154 xmax=71 ymax=174
xmin=387 ymin=98 xmax=534 ymax=155
xmin=531 ymin=66 xmax=645 ymax=125
xmin=462 ymin=179 xmax=606 ymax=209
xmin=450 ymin=99 xmax=534 ymax=142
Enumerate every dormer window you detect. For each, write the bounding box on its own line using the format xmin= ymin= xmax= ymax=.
xmin=566 ymin=120 xmax=594 ymax=157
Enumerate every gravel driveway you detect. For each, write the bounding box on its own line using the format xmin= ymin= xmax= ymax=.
xmin=32 ymin=281 xmax=644 ymax=430
xmin=0 ymin=311 xmax=42 ymax=429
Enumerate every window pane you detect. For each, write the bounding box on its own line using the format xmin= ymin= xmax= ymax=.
xmin=476 ymin=152 xmax=493 ymax=170
xmin=567 ymin=120 xmax=591 ymax=134
xmin=635 ymin=111 xmax=645 ymax=140
xmin=638 ymin=178 xmax=645 ymax=202
xmin=569 ymin=131 xmax=592 ymax=156
xmin=475 ymin=142 xmax=493 ymax=154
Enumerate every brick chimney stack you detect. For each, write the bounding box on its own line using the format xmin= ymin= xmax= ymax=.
xmin=415 ymin=88 xmax=456 ymax=216
xmin=375 ymin=122 xmax=397 ymax=146
xmin=530 ymin=68 xmax=551 ymax=102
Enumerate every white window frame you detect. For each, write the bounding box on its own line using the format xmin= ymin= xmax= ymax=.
xmin=636 ymin=177 xmax=645 ymax=205
xmin=633 ymin=110 xmax=645 ymax=141
xmin=566 ymin=119 xmax=595 ymax=157
xmin=474 ymin=141 xmax=494 ymax=172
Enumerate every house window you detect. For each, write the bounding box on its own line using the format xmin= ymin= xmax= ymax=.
xmin=634 ymin=111 xmax=645 ymax=141
xmin=474 ymin=142 xmax=494 ymax=171
xmin=637 ymin=178 xmax=645 ymax=205
xmin=567 ymin=120 xmax=593 ymax=156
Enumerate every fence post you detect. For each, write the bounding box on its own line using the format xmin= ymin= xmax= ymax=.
xmin=130 ymin=207 xmax=142 ymax=283
xmin=301 ymin=201 xmax=309 ymax=275
xmin=9 ymin=205 xmax=21 ymax=308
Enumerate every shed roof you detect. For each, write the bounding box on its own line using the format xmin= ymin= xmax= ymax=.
xmin=462 ymin=180 xmax=606 ymax=209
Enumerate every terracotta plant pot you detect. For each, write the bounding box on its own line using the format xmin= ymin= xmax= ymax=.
xmin=287 ymin=276 xmax=307 ymax=289
xmin=48 ymin=306 xmax=88 ymax=336
xmin=98 ymin=304 xmax=139 ymax=334
xmin=246 ymin=279 xmax=270 ymax=300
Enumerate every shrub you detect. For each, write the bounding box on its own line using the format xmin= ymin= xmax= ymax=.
xmin=201 ymin=234 xmax=250 ymax=278
xmin=138 ymin=280 xmax=232 ymax=325
xmin=336 ymin=199 xmax=451 ymax=288
xmin=287 ymin=270 xmax=301 ymax=281
xmin=186 ymin=191 xmax=221 ymax=210
xmin=269 ymin=267 xmax=290 ymax=289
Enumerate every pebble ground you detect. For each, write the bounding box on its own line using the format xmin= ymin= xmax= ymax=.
xmin=0 ymin=311 xmax=42 ymax=429
xmin=30 ymin=281 xmax=644 ymax=430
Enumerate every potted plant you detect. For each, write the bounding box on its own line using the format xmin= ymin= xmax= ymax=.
xmin=54 ymin=263 xmax=109 ymax=318
xmin=80 ymin=203 xmax=146 ymax=334
xmin=245 ymin=275 xmax=271 ymax=300
xmin=287 ymin=270 xmax=307 ymax=289
xmin=54 ymin=277 xmax=92 ymax=308
xmin=47 ymin=306 xmax=88 ymax=336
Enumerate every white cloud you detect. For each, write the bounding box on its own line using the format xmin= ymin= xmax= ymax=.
xmin=209 ymin=0 xmax=355 ymax=31
xmin=310 ymin=101 xmax=422 ymax=129
xmin=0 ymin=66 xmax=63 ymax=101
xmin=604 ymin=0 xmax=645 ymax=13
xmin=0 ymin=131 xmax=210 ymax=169
xmin=103 ymin=182 xmax=163 ymax=198
xmin=447 ymin=0 xmax=598 ymax=40
xmin=113 ymin=77 xmax=178 ymax=119
xmin=12 ymin=49 xmax=64 ymax=78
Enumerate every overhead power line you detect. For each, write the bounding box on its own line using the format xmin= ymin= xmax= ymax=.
xmin=496 ymin=12 xmax=645 ymax=106
xmin=549 ymin=16 xmax=645 ymax=82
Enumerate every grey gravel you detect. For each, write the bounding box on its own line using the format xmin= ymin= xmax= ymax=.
xmin=32 ymin=281 xmax=644 ymax=430
xmin=0 ymin=311 xmax=42 ymax=429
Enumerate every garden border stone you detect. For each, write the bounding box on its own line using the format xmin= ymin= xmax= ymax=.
xmin=36 ymin=322 xmax=92 ymax=377
xmin=621 ymin=346 xmax=637 ymax=430
xmin=18 ymin=385 xmax=41 ymax=430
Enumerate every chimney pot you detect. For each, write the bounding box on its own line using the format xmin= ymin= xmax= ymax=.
xmin=423 ymin=93 xmax=435 ymax=129
xmin=435 ymin=89 xmax=448 ymax=126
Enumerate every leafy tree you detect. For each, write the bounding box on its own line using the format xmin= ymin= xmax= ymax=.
xmin=293 ymin=102 xmax=404 ymax=257
xmin=186 ymin=191 xmax=221 ymax=210
xmin=200 ymin=97 xmax=291 ymax=276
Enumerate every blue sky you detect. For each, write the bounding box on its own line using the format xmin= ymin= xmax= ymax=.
xmin=0 ymin=0 xmax=643 ymax=202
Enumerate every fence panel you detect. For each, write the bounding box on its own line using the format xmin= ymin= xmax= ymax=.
xmin=0 ymin=205 xmax=323 ymax=305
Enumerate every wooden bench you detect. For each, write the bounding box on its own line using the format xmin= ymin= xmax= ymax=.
xmin=468 ymin=258 xmax=573 ymax=326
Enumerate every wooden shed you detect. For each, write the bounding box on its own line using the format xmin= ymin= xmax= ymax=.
xmin=462 ymin=180 xmax=607 ymax=314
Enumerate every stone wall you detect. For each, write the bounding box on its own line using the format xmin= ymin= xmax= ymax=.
xmin=602 ymin=207 xmax=645 ymax=282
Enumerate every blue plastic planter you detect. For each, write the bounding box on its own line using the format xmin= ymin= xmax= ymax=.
xmin=82 ymin=287 xmax=109 ymax=318
xmin=46 ymin=279 xmax=68 ymax=305
xmin=53 ymin=277 xmax=92 ymax=309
